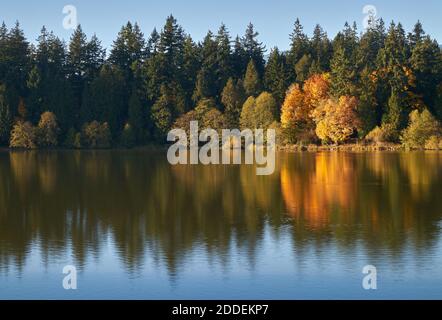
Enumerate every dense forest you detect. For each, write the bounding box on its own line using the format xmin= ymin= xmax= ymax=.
xmin=0 ymin=15 xmax=442 ymax=149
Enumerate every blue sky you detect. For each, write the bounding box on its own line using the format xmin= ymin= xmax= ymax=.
xmin=1 ymin=0 xmax=441 ymax=52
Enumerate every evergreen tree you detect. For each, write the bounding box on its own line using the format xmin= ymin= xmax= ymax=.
xmin=144 ymin=16 xmax=185 ymax=102
xmin=242 ymin=23 xmax=266 ymax=76
xmin=109 ymin=22 xmax=146 ymax=83
xmin=0 ymin=84 xmax=12 ymax=145
xmin=147 ymin=28 xmax=160 ymax=55
xmin=264 ymin=47 xmax=290 ymax=106
xmin=128 ymin=87 xmax=146 ymax=143
xmin=67 ymin=25 xmax=105 ymax=118
xmin=310 ymin=24 xmax=332 ymax=73
xmin=410 ymin=35 xmax=442 ymax=112
xmin=287 ymin=18 xmax=310 ymax=80
xmin=231 ymin=36 xmax=247 ymax=79
xmin=408 ymin=20 xmax=425 ymax=50
xmin=193 ymin=31 xmax=218 ymax=102
xmin=215 ymin=24 xmax=233 ymax=89
xmin=1 ymin=22 xmax=30 ymax=116
xmin=221 ymin=78 xmax=246 ymax=127
xmin=81 ymin=65 xmax=126 ymax=138
xmin=181 ymin=35 xmax=200 ymax=109
xmin=357 ymin=18 xmax=385 ymax=72
xmin=151 ymin=85 xmax=174 ymax=140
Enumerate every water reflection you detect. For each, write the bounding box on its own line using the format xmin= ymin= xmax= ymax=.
xmin=0 ymin=150 xmax=441 ymax=284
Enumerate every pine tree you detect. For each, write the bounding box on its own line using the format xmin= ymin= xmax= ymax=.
xmin=310 ymin=24 xmax=332 ymax=73
xmin=410 ymin=35 xmax=442 ymax=112
xmin=377 ymin=22 xmax=411 ymax=133
xmin=330 ymin=25 xmax=359 ymax=98
xmin=67 ymin=25 xmax=105 ymax=117
xmin=231 ymin=36 xmax=247 ymax=79
xmin=144 ymin=16 xmax=185 ymax=102
xmin=216 ymin=24 xmax=233 ymax=89
xmin=81 ymin=65 xmax=126 ymax=138
xmin=147 ymin=28 xmax=160 ymax=55
xmin=1 ymin=22 xmax=30 ymax=116
xmin=287 ymin=18 xmax=310 ymax=80
xmin=193 ymin=31 xmax=218 ymax=102
xmin=357 ymin=18 xmax=385 ymax=72
xmin=264 ymin=47 xmax=290 ymax=107
xmin=181 ymin=35 xmax=200 ymax=109
xmin=109 ymin=22 xmax=146 ymax=83
xmin=408 ymin=21 xmax=425 ymax=50
xmin=242 ymin=23 xmax=266 ymax=76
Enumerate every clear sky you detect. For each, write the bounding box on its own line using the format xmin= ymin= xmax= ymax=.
xmin=1 ymin=0 xmax=441 ymax=52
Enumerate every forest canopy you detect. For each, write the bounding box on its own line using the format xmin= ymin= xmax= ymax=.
xmin=0 ymin=16 xmax=442 ymax=149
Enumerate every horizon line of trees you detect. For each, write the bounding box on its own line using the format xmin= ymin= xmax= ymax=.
xmin=1 ymin=15 xmax=442 ymax=149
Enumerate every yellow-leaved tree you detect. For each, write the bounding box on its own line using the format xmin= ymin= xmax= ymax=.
xmin=280 ymin=73 xmax=330 ymax=143
xmin=312 ymin=96 xmax=360 ymax=144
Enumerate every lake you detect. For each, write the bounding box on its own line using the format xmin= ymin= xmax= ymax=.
xmin=0 ymin=150 xmax=441 ymax=299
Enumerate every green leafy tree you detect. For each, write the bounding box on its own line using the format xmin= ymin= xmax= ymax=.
xmin=401 ymin=109 xmax=441 ymax=148
xmin=240 ymin=92 xmax=276 ymax=130
xmin=243 ymin=60 xmax=262 ymax=97
xmin=295 ymin=54 xmax=312 ymax=83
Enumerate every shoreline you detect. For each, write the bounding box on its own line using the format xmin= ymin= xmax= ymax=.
xmin=0 ymin=143 xmax=434 ymax=153
xmin=277 ymin=143 xmax=405 ymax=152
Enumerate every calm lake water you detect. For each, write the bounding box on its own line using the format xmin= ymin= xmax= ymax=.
xmin=0 ymin=150 xmax=441 ymax=299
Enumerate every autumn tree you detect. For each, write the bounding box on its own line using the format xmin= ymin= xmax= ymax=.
xmin=10 ymin=121 xmax=36 ymax=148
xmin=280 ymin=73 xmax=331 ymax=143
xmin=312 ymin=96 xmax=360 ymax=144
xmin=36 ymin=111 xmax=59 ymax=147
xmin=81 ymin=121 xmax=111 ymax=148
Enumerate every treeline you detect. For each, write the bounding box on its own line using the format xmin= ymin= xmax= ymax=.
xmin=0 ymin=16 xmax=442 ymax=149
